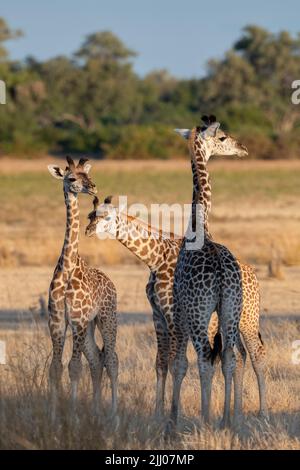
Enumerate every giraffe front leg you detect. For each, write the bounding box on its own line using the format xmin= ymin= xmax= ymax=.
xmin=48 ymin=309 xmax=67 ymax=422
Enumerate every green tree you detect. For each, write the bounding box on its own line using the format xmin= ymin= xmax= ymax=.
xmin=0 ymin=17 xmax=23 ymax=60
xmin=75 ymin=31 xmax=136 ymax=63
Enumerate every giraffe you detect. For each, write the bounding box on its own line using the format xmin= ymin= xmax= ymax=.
xmin=85 ymin=195 xmax=181 ymax=416
xmin=172 ymin=117 xmax=267 ymax=423
xmin=85 ymin=178 xmax=266 ymax=421
xmin=170 ymin=117 xmax=249 ymax=428
xmin=47 ymin=156 xmax=118 ymax=419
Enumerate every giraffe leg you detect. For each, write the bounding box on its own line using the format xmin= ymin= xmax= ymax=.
xmin=82 ymin=320 xmax=105 ymax=416
xmin=96 ymin=314 xmax=118 ymax=415
xmin=242 ymin=329 xmax=267 ymax=417
xmin=220 ymin=341 xmax=236 ymax=428
xmin=195 ymin=339 xmax=215 ymax=425
xmin=218 ymin=271 xmax=243 ymax=428
xmin=48 ymin=310 xmax=67 ymax=421
xmin=153 ymin=308 xmax=169 ymax=417
xmin=233 ymin=334 xmax=247 ymax=423
xmin=68 ymin=320 xmax=88 ymax=412
xmin=218 ymin=307 xmax=239 ymax=428
xmin=169 ymin=315 xmax=189 ymax=428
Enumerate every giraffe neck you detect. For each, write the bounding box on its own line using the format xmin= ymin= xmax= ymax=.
xmin=114 ymin=212 xmax=169 ymax=271
xmin=59 ymin=191 xmax=79 ymax=273
xmin=189 ymin=130 xmax=212 ymax=236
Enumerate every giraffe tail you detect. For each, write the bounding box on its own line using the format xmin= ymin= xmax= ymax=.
xmin=211 ymin=332 xmax=222 ymax=364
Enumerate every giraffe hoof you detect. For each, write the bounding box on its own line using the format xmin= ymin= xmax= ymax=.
xmin=71 ymin=413 xmax=80 ymax=427
xmin=220 ymin=418 xmax=231 ymax=430
xmin=108 ymin=413 xmax=120 ymax=431
xmin=258 ymin=411 xmax=269 ymax=421
xmin=154 ymin=409 xmax=165 ymax=421
xmin=164 ymin=420 xmax=177 ymax=440
xmin=233 ymin=412 xmax=243 ymax=426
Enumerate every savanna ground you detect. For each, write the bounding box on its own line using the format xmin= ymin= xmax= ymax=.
xmin=0 ymin=158 xmax=300 ymax=449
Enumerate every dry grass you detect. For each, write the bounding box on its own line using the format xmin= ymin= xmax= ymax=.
xmin=0 ymin=315 xmax=299 ymax=450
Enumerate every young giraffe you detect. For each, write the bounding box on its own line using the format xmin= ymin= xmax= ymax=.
xmin=47 ymin=156 xmax=118 ymax=419
xmin=171 ymin=118 xmax=248 ymax=428
xmin=86 ymin=183 xmax=266 ymax=421
xmin=86 ymin=195 xmax=181 ymax=416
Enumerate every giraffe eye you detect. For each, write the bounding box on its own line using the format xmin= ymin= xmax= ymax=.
xmin=219 ymin=136 xmax=227 ymax=142
xmin=69 ymin=177 xmax=76 ymax=182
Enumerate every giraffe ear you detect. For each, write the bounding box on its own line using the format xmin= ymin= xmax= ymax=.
xmin=201 ymin=122 xmax=220 ymax=139
xmin=201 ymin=115 xmax=210 ymax=126
xmin=174 ymin=129 xmax=191 ymax=140
xmin=77 ymin=158 xmax=91 ymax=174
xmin=83 ymin=163 xmax=92 ymax=174
xmin=47 ymin=165 xmax=65 ymax=179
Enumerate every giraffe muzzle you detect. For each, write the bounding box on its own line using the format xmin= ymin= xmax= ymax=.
xmin=238 ymin=145 xmax=248 ymax=157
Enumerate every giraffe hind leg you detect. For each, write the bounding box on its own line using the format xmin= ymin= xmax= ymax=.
xmin=195 ymin=336 xmax=215 ymax=425
xmin=168 ymin=310 xmax=189 ymax=431
xmin=242 ymin=328 xmax=267 ymax=417
xmin=233 ymin=333 xmax=247 ymax=423
xmin=218 ymin=307 xmax=241 ymax=428
xmin=82 ymin=320 xmax=105 ymax=416
xmin=96 ymin=312 xmax=118 ymax=416
xmin=153 ymin=307 xmax=169 ymax=417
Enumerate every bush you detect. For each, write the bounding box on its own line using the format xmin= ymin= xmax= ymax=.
xmin=102 ymin=125 xmax=187 ymax=159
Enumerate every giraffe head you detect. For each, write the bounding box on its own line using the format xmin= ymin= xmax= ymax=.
xmin=85 ymin=195 xmax=117 ymax=237
xmin=47 ymin=156 xmax=97 ymax=195
xmin=175 ymin=115 xmax=248 ymax=160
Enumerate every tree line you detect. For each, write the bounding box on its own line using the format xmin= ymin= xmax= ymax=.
xmin=0 ymin=17 xmax=299 ymax=159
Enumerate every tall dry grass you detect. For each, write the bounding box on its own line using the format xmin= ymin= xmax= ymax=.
xmin=0 ymin=316 xmax=299 ymax=450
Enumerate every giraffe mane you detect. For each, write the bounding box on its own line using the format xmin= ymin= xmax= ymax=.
xmin=119 ymin=211 xmax=178 ymax=240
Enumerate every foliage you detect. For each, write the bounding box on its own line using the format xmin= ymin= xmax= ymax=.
xmin=0 ymin=19 xmax=300 ymax=159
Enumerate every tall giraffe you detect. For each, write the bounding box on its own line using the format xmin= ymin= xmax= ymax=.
xmin=171 ymin=117 xmax=266 ymax=426
xmin=47 ymin=157 xmax=118 ymax=419
xmin=171 ymin=118 xmax=248 ymax=428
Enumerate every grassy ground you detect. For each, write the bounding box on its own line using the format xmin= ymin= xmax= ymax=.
xmin=0 ymin=316 xmax=300 ymax=450
xmin=0 ymin=264 xmax=300 ymax=450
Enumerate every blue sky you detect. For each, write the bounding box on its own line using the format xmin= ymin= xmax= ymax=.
xmin=2 ymin=0 xmax=300 ymax=77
